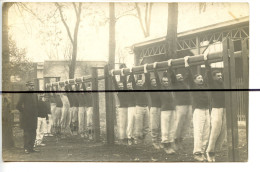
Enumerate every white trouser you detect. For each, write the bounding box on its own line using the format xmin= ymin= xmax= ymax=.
xmin=117 ymin=107 xmax=128 ymax=140
xmin=86 ymin=107 xmax=93 ymax=131
xmin=174 ymin=105 xmax=192 ymax=140
xmin=127 ymin=107 xmax=136 ymax=139
xmin=193 ymin=108 xmax=210 ymax=154
xmin=36 ymin=117 xmax=47 ymax=144
xmin=150 ymin=107 xmax=161 ymax=143
xmin=206 ymin=108 xmax=227 ymax=153
xmin=134 ymin=106 xmax=149 ymax=140
xmin=60 ymin=95 xmax=70 ymax=134
xmin=72 ymin=107 xmax=79 ymax=123
xmin=46 ymin=114 xmax=52 ymax=134
xmin=53 ymin=107 xmax=62 ymax=127
xmin=78 ymin=107 xmax=87 ymax=134
xmin=161 ymin=110 xmax=175 ymax=143
xmin=50 ymin=103 xmax=56 ymax=133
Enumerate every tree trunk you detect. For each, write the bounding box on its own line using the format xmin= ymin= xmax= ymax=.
xmin=166 ymin=3 xmax=178 ymax=59
xmin=68 ymin=3 xmax=82 ymax=79
xmin=109 ymin=2 xmax=115 ymax=68
xmin=2 ymin=2 xmax=14 ymax=91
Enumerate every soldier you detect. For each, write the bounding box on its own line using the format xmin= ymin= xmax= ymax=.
xmin=47 ymin=83 xmax=56 ymax=136
xmin=52 ymin=82 xmax=63 ymax=137
xmin=205 ymin=51 xmax=226 ymax=162
xmin=59 ymin=81 xmax=71 ymax=138
xmin=184 ymin=56 xmax=210 ymax=162
xmin=126 ymin=75 xmax=136 ymax=146
xmin=153 ymin=64 xmax=176 ymax=155
xmin=65 ymin=80 xmax=75 ymax=136
xmin=144 ymin=63 xmax=162 ymax=150
xmin=84 ymin=82 xmax=94 ymax=140
xmin=168 ymin=62 xmax=192 ymax=151
xmin=111 ymin=69 xmax=128 ymax=145
xmin=76 ymin=78 xmax=88 ymax=138
xmin=43 ymin=88 xmax=53 ymax=137
xmin=129 ymin=69 xmax=150 ymax=145
xmin=16 ymin=81 xmax=39 ymax=154
xmin=69 ymin=79 xmax=79 ymax=134
xmin=35 ymin=92 xmax=49 ymax=147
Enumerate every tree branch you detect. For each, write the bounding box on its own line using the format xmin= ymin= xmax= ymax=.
xmin=135 ymin=2 xmax=148 ymax=37
xmin=115 ymin=7 xmax=136 ymax=20
xmin=55 ymin=2 xmax=74 ymax=44
xmin=17 ymin=3 xmax=45 ymax=24
xmin=72 ymin=2 xmax=78 ymax=16
xmin=147 ymin=3 xmax=153 ymax=36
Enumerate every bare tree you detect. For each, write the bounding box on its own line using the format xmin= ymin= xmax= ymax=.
xmin=134 ymin=3 xmax=153 ymax=38
xmin=55 ymin=2 xmax=82 ymax=79
xmin=115 ymin=3 xmax=153 ymax=38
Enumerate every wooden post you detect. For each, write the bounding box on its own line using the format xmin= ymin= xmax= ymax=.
xmin=91 ymin=67 xmax=100 ymax=142
xmin=223 ymin=38 xmax=233 ymax=161
xmin=223 ymin=38 xmax=240 ymax=161
xmin=242 ymin=38 xmax=249 ymax=155
xmin=166 ymin=2 xmax=178 ymax=59
xmin=104 ymin=65 xmax=115 ymax=144
xmin=196 ymin=36 xmax=201 ymax=74
xmin=228 ymin=38 xmax=240 ymax=161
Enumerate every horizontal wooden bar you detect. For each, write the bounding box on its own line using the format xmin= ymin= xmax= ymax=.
xmin=112 ymin=50 xmax=242 ymax=75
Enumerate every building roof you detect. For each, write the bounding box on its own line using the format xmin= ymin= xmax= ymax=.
xmin=132 ymin=16 xmax=249 ymax=49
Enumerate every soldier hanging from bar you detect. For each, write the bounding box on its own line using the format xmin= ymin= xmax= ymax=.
xmin=152 ymin=63 xmax=176 ymax=155
xmin=184 ymin=55 xmax=210 ymax=162
xmin=129 ymin=69 xmax=150 ymax=145
xmin=144 ymin=62 xmax=162 ymax=150
xmin=111 ymin=68 xmax=129 ymax=145
xmin=52 ymin=82 xmax=63 ymax=137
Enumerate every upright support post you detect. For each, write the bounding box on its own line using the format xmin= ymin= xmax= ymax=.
xmin=242 ymin=38 xmax=249 ymax=155
xmin=166 ymin=2 xmax=178 ymax=59
xmin=228 ymin=38 xmax=240 ymax=161
xmin=223 ymin=38 xmax=240 ymax=161
xmin=91 ymin=67 xmax=100 ymax=142
xmin=104 ymin=65 xmax=115 ymax=145
xmin=196 ymin=36 xmax=201 ymax=74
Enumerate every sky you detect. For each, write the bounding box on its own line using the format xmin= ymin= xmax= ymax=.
xmin=8 ymin=2 xmax=249 ymax=66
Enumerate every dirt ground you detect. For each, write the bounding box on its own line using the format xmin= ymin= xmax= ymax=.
xmin=2 ymin=123 xmax=247 ymax=162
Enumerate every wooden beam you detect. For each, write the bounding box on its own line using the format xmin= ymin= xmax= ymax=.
xmin=111 ymin=50 xmax=242 ymax=76
xmin=104 ymin=65 xmax=115 ymax=144
xmin=91 ymin=67 xmax=100 ymax=142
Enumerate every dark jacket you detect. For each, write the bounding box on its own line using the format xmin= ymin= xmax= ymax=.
xmin=205 ymin=61 xmax=225 ymax=108
xmin=66 ymin=93 xmax=75 ymax=107
xmin=130 ymin=73 xmax=149 ymax=107
xmin=53 ymin=94 xmax=63 ymax=107
xmin=153 ymin=69 xmax=176 ymax=111
xmin=145 ymin=71 xmax=161 ymax=108
xmin=170 ymin=70 xmax=192 ymax=106
xmin=38 ymin=99 xmax=49 ymax=120
xmin=78 ymin=93 xmax=87 ymax=107
xmin=186 ymin=68 xmax=210 ymax=109
xmin=112 ymin=75 xmax=129 ymax=108
xmin=16 ymin=93 xmax=39 ymax=130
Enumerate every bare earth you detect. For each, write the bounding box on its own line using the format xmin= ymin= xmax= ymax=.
xmin=2 ymin=124 xmax=247 ymax=162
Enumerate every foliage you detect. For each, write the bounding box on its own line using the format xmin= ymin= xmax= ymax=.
xmin=9 ymin=36 xmax=34 ymax=76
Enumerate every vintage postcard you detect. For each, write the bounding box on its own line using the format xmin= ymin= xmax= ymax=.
xmin=2 ymin=2 xmax=249 ymax=163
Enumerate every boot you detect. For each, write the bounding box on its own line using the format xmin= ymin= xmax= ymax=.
xmin=152 ymin=142 xmax=161 ymax=150
xmin=163 ymin=143 xmax=176 ymax=155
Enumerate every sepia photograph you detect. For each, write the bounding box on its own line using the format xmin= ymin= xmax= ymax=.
xmin=2 ymin=1 xmax=249 ymax=163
